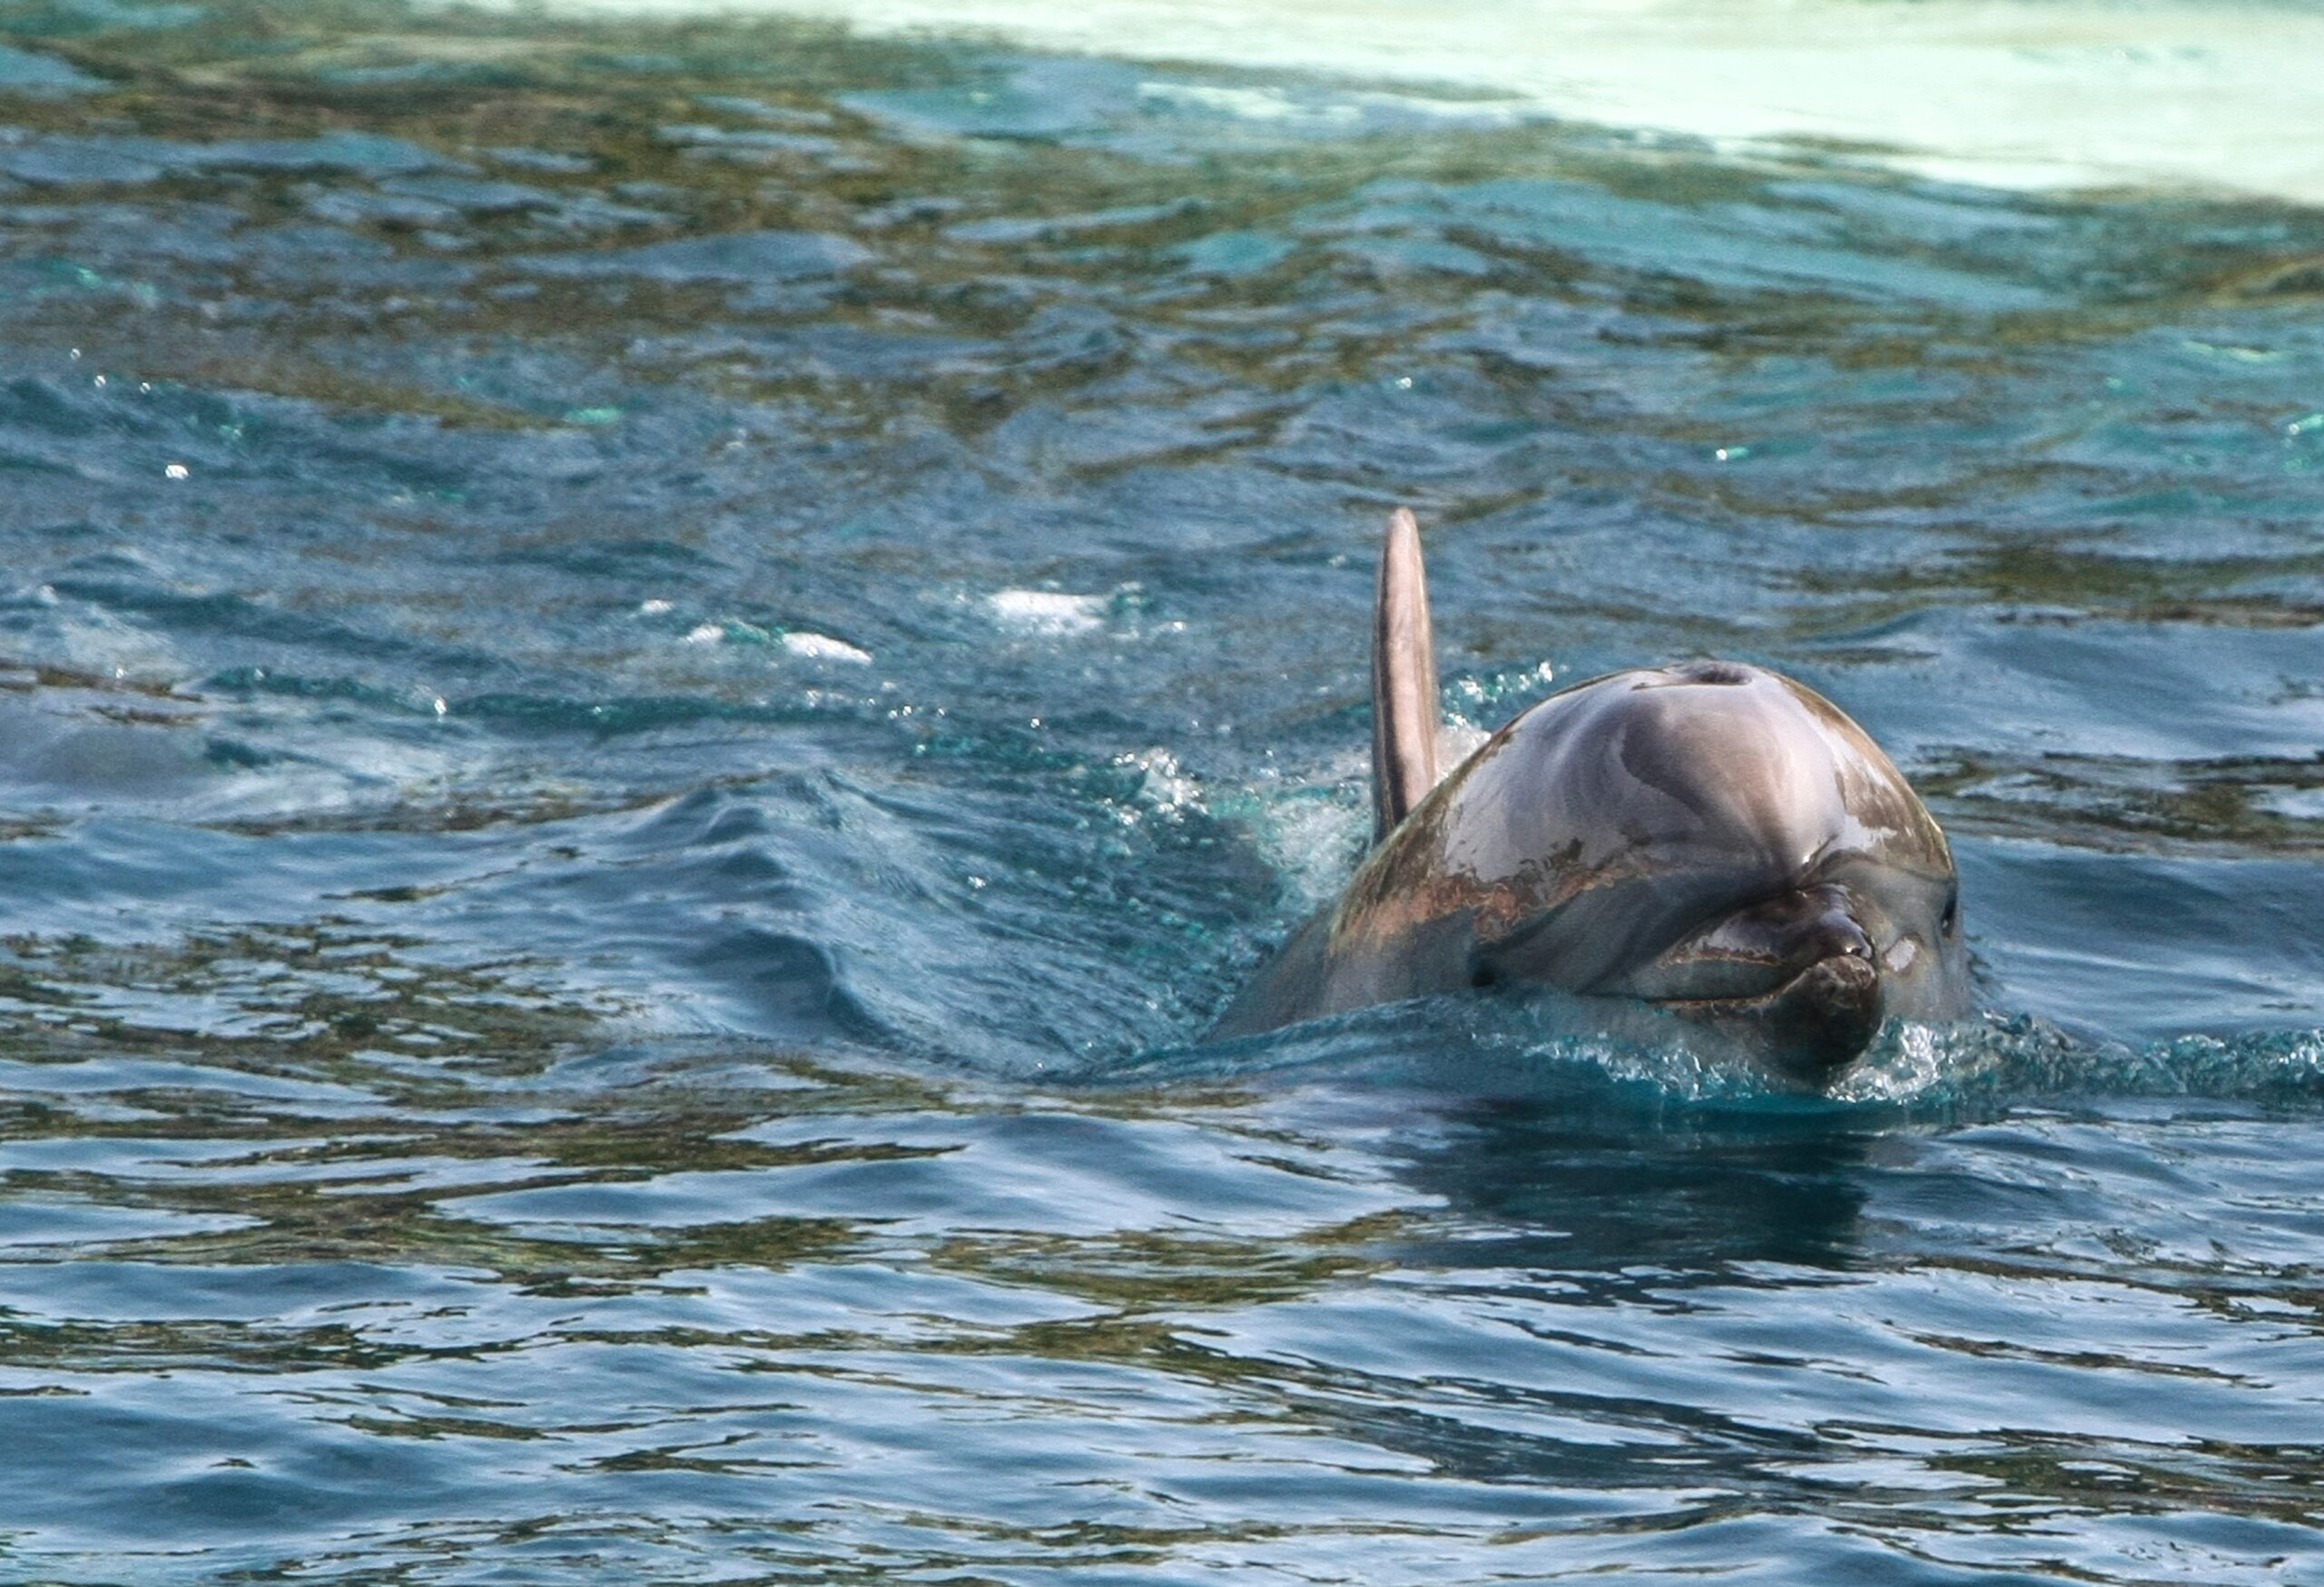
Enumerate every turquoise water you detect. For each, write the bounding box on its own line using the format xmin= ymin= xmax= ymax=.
xmin=2 ymin=3 xmax=2323 ymax=1581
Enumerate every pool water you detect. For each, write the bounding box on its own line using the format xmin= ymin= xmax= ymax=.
xmin=1 ymin=3 xmax=2322 ymax=1582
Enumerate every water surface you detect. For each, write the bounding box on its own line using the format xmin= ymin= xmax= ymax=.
xmin=1 ymin=2 xmax=2322 ymax=1581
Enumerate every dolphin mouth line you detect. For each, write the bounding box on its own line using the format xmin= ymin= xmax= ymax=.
xmin=1658 ymin=953 xmax=1874 ymax=1017
xmin=1656 ymin=953 xmax=1882 ymax=1071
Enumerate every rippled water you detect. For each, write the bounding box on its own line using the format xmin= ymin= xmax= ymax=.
xmin=2 ymin=2 xmax=2322 ymax=1581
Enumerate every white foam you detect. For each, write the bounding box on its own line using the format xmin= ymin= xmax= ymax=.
xmin=989 ymin=588 xmax=1106 ymax=636
xmin=1117 ymin=745 xmax=1204 ymax=817
xmin=1252 ymin=784 xmax=1367 ymax=911
xmin=783 ymin=629 xmax=873 ymax=663
xmin=443 ymin=0 xmax=2324 ymax=207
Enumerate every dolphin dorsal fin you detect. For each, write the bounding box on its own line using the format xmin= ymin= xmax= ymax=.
xmin=1371 ymin=507 xmax=1443 ymax=843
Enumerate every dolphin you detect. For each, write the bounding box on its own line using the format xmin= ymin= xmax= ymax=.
xmin=1216 ymin=508 xmax=1969 ymax=1079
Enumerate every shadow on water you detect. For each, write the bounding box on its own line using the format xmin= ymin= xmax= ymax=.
xmin=1102 ymin=986 xmax=2324 ymax=1297
xmin=1384 ymin=1093 xmax=1879 ymax=1280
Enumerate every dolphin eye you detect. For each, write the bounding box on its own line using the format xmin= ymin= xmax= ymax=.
xmin=1941 ymin=889 xmax=1959 ymax=936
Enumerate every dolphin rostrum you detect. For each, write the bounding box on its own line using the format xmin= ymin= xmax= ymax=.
xmin=1217 ymin=508 xmax=1969 ymax=1079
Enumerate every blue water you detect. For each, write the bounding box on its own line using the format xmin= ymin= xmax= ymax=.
xmin=2 ymin=3 xmax=2323 ymax=1582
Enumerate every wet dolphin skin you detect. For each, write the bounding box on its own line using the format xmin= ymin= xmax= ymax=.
xmin=1219 ymin=514 xmax=1968 ymax=1079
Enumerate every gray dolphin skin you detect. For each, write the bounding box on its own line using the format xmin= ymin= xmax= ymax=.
xmin=1217 ymin=509 xmax=1969 ymax=1079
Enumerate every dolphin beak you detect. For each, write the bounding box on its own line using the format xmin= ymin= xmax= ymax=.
xmin=1744 ymin=951 xmax=1881 ymax=1076
xmin=1642 ymin=885 xmax=1886 ymax=1078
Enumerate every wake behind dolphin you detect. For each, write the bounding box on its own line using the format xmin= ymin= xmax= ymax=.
xmin=1218 ymin=510 xmax=1970 ymax=1081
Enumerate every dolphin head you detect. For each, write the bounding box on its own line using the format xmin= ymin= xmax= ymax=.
xmin=1217 ymin=513 xmax=1970 ymax=1070
xmin=1423 ymin=662 xmax=1965 ymax=1079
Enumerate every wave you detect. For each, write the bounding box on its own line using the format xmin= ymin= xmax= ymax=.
xmin=1097 ymin=995 xmax=2324 ymax=1116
